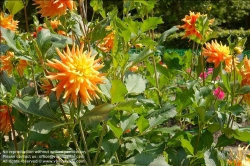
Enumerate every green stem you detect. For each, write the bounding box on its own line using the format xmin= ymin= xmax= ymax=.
xmin=194 ymin=127 xmax=201 ymax=154
xmin=79 ymin=121 xmax=92 ymax=166
xmin=93 ymin=121 xmax=107 ymax=166
xmin=7 ymin=106 xmax=18 ymax=152
xmin=31 ymin=62 xmax=39 ymax=96
xmin=22 ymin=0 xmax=29 ymax=32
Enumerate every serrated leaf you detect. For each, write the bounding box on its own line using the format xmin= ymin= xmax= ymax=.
xmin=130 ymin=48 xmax=154 ymax=64
xmin=125 ymin=18 xmax=139 ymax=36
xmin=124 ymin=153 xmax=169 ymax=166
xmin=82 ymin=103 xmax=114 ymax=126
xmin=11 ymin=97 xmax=60 ymax=122
xmin=136 ymin=116 xmax=149 ymax=133
xmin=135 ymin=37 xmax=156 ymax=47
xmin=5 ymin=0 xmax=24 ymax=15
xmin=215 ymin=134 xmax=235 ymax=148
xmin=107 ymin=120 xmax=123 ymax=138
xmin=157 ymin=26 xmax=179 ymax=45
xmin=207 ymin=124 xmax=221 ymax=133
xmin=30 ymin=122 xmax=59 ymax=134
xmin=141 ymin=17 xmax=164 ymax=33
xmin=125 ymin=137 xmax=144 ymax=153
xmin=114 ymin=100 xmax=143 ymax=113
xmin=110 ymin=80 xmax=128 ymax=104
xmin=121 ymin=113 xmax=139 ymax=132
xmin=27 ymin=131 xmax=50 ymax=142
xmin=90 ymin=18 xmax=110 ymax=43
xmin=227 ymin=104 xmax=244 ymax=115
xmin=99 ymin=78 xmax=111 ymax=98
xmin=102 ymin=132 xmax=119 ymax=160
xmin=180 ymin=138 xmax=194 ymax=155
xmin=0 ymin=71 xmax=16 ymax=92
xmin=236 ymin=85 xmax=250 ymax=95
xmin=204 ymin=150 xmax=219 ymax=166
xmin=125 ymin=74 xmax=146 ymax=94
xmin=0 ymin=27 xmax=19 ymax=52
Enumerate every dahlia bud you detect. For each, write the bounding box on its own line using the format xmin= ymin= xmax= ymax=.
xmin=234 ymin=46 xmax=243 ymax=55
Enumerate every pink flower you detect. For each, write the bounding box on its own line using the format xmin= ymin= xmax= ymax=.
xmin=207 ymin=68 xmax=214 ymax=75
xmin=199 ymin=72 xmax=208 ymax=79
xmin=213 ymin=87 xmax=225 ymax=100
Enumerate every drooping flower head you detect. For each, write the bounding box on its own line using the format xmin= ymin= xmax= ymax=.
xmin=0 ymin=12 xmax=19 ymax=39
xmin=97 ymin=26 xmax=114 ymax=53
xmin=213 ymin=87 xmax=225 ymax=100
xmin=46 ymin=44 xmax=106 ymax=107
xmin=0 ymin=105 xmax=14 ymax=135
xmin=240 ymin=57 xmax=250 ymax=106
xmin=202 ymin=40 xmax=239 ymax=72
xmin=0 ymin=51 xmax=28 ymax=76
xmin=40 ymin=78 xmax=53 ymax=96
xmin=33 ymin=0 xmax=75 ymax=18
xmin=178 ymin=11 xmax=213 ymax=40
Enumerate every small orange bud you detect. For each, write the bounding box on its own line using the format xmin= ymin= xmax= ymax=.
xmin=130 ymin=66 xmax=138 ymax=72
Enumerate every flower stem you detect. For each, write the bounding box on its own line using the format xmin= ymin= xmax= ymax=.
xmin=93 ymin=121 xmax=107 ymax=166
xmin=79 ymin=121 xmax=92 ymax=166
xmin=22 ymin=0 xmax=29 ymax=32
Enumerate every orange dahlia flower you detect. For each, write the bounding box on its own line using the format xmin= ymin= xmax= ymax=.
xmin=0 ymin=12 xmax=18 ymax=39
xmin=40 ymin=78 xmax=53 ymax=96
xmin=202 ymin=40 xmax=239 ymax=72
xmin=97 ymin=31 xmax=114 ymax=53
xmin=178 ymin=11 xmax=213 ymax=40
xmin=46 ymin=19 xmax=66 ymax=35
xmin=46 ymin=45 xmax=106 ymax=107
xmin=240 ymin=57 xmax=250 ymax=106
xmin=0 ymin=51 xmax=28 ymax=76
xmin=33 ymin=0 xmax=75 ymax=18
xmin=0 ymin=105 xmax=14 ymax=135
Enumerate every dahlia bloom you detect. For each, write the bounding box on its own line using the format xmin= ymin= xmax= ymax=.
xmin=97 ymin=31 xmax=114 ymax=53
xmin=0 ymin=51 xmax=28 ymax=76
xmin=178 ymin=11 xmax=213 ymax=40
xmin=46 ymin=19 xmax=66 ymax=35
xmin=202 ymin=40 xmax=239 ymax=72
xmin=40 ymin=78 xmax=53 ymax=96
xmin=46 ymin=45 xmax=106 ymax=107
xmin=0 ymin=105 xmax=14 ymax=135
xmin=0 ymin=12 xmax=18 ymax=39
xmin=228 ymin=145 xmax=250 ymax=166
xmin=213 ymin=87 xmax=225 ymax=100
xmin=33 ymin=0 xmax=75 ymax=18
xmin=240 ymin=57 xmax=250 ymax=106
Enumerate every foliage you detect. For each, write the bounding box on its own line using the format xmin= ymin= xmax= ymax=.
xmin=1 ymin=0 xmax=250 ymax=166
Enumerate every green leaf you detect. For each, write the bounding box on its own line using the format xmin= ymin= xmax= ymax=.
xmin=180 ymin=138 xmax=194 ymax=155
xmin=5 ymin=0 xmax=24 ymax=15
xmin=0 ymin=44 xmax=9 ymax=54
xmin=157 ymin=26 xmax=179 ymax=45
xmin=90 ymin=0 xmax=106 ymax=18
xmin=11 ymin=97 xmax=60 ymax=122
xmin=125 ymin=137 xmax=144 ymax=153
xmin=227 ymin=104 xmax=244 ymax=115
xmin=136 ymin=116 xmax=149 ymax=133
xmin=0 ymin=27 xmax=19 ymax=52
xmin=125 ymin=74 xmax=146 ymax=94
xmin=99 ymin=78 xmax=111 ymax=98
xmin=110 ymin=80 xmax=128 ymax=104
xmin=154 ymin=125 xmax=180 ymax=134
xmin=125 ymin=18 xmax=139 ymax=36
xmin=27 ymin=131 xmax=50 ymax=142
xmin=114 ymin=100 xmax=143 ymax=113
xmin=141 ymin=17 xmax=164 ymax=33
xmin=0 ymin=71 xmax=16 ymax=92
xmin=124 ymin=153 xmax=169 ymax=166
xmin=135 ymin=37 xmax=156 ymax=47
xmin=163 ymin=52 xmax=183 ymax=70
xmin=221 ymin=67 xmax=231 ymax=93
xmin=130 ymin=48 xmax=154 ymax=65
xmin=215 ymin=134 xmax=235 ymax=148
xmin=204 ymin=149 xmax=220 ymax=166
xmin=90 ymin=18 xmax=110 ymax=43
xmin=30 ymin=122 xmax=59 ymax=134
xmin=102 ymin=132 xmax=119 ymax=161
xmin=121 ymin=113 xmax=139 ymax=132
xmin=82 ymin=103 xmax=114 ymax=126
xmin=13 ymin=110 xmax=28 ymax=132
xmin=207 ymin=124 xmax=221 ymax=133
xmin=107 ymin=120 xmax=123 ymax=138
xmin=201 ymin=130 xmax=213 ymax=149
xmin=236 ymin=85 xmax=250 ymax=95
xmin=233 ymin=129 xmax=250 ymax=142
xmin=196 ymin=106 xmax=206 ymax=123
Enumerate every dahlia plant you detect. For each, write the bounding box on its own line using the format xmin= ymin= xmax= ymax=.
xmin=1 ymin=0 xmax=250 ymax=166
